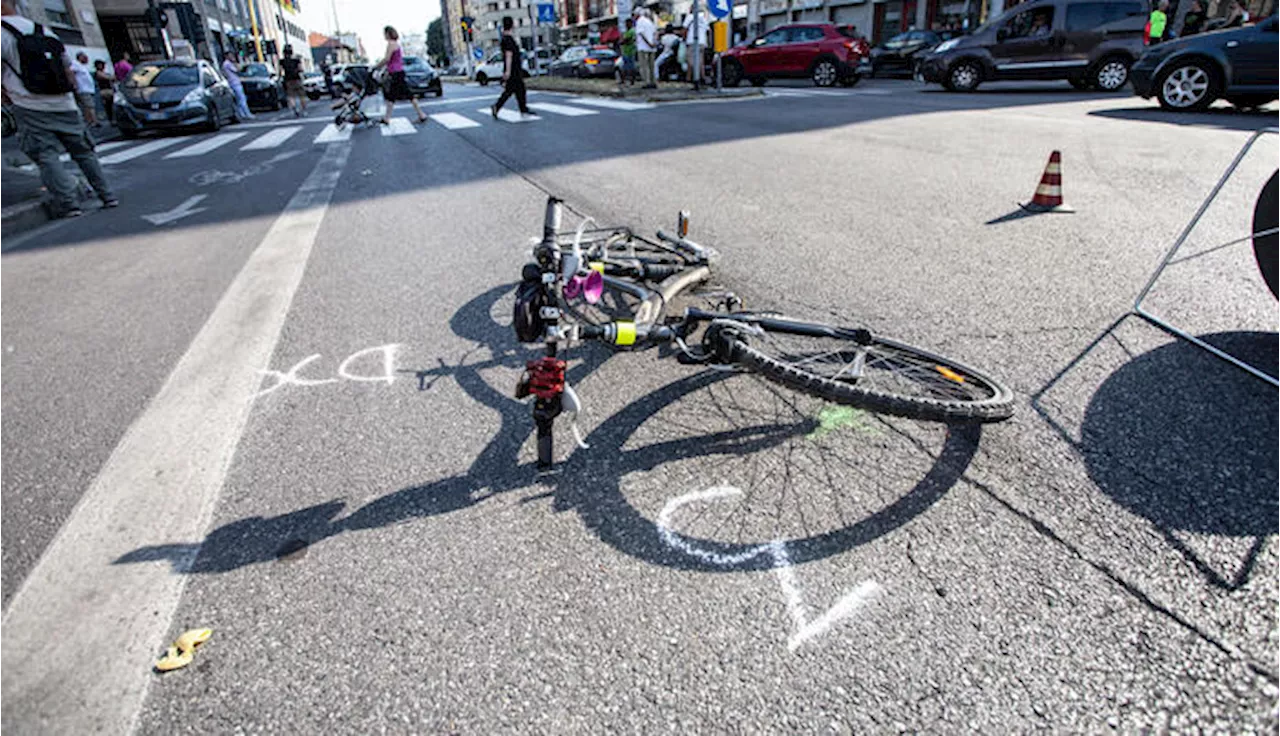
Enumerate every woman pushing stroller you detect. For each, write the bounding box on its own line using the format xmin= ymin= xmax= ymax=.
xmin=372 ymin=25 xmax=427 ymax=124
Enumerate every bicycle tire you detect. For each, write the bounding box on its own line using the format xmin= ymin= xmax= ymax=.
xmin=712 ymin=316 xmax=1015 ymax=423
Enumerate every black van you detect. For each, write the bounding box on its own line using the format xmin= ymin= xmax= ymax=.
xmin=919 ymin=0 xmax=1149 ymax=91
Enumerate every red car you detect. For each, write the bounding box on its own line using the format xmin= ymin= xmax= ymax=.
xmin=722 ymin=23 xmax=869 ymax=87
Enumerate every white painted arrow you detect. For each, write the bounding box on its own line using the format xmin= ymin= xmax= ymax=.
xmin=142 ymin=195 xmax=208 ymax=226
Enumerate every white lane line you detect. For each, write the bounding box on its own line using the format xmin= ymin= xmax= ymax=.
xmin=480 ymin=106 xmax=536 ymax=123
xmin=431 ymin=111 xmax=481 ymax=129
xmin=94 ymin=140 xmax=132 ymax=153
xmin=380 ymin=117 xmax=416 ymax=136
xmin=527 ymin=101 xmax=598 ymax=117
xmin=567 ymin=97 xmax=655 ymax=110
xmin=312 ymin=123 xmax=351 ymax=144
xmin=241 ymin=125 xmax=302 ymax=150
xmin=98 ymin=138 xmax=182 ymax=164
xmin=0 ymin=140 xmax=353 ymax=735
xmin=164 ymin=132 xmax=248 ymax=158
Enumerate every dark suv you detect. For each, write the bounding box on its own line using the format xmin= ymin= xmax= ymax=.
xmin=1130 ymin=15 xmax=1278 ymax=111
xmin=722 ymin=23 xmax=870 ymax=87
xmin=919 ymin=0 xmax=1148 ymax=91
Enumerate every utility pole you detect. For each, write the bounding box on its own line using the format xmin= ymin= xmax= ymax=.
xmin=690 ymin=0 xmax=702 ymax=89
xmin=247 ymin=0 xmax=264 ymax=61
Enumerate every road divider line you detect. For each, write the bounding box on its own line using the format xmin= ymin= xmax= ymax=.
xmin=241 ymin=125 xmax=303 ymax=150
xmin=98 ymin=138 xmax=182 ymax=164
xmin=527 ymin=101 xmax=598 ymax=117
xmin=431 ymin=112 xmax=481 ymax=129
xmin=567 ymin=97 xmax=655 ymax=111
xmin=0 ymin=140 xmax=353 ymax=735
xmin=164 ymin=132 xmax=248 ymax=158
xmin=380 ymin=117 xmax=416 ymax=136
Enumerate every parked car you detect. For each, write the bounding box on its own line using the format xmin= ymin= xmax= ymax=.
xmin=864 ymin=30 xmax=949 ymax=77
xmin=547 ymin=46 xmax=619 ymax=78
xmin=721 ymin=23 xmax=869 ymax=87
xmin=302 ymin=71 xmax=327 ymax=99
xmin=114 ymin=60 xmax=237 ymax=138
xmin=238 ymin=62 xmax=285 ymax=110
xmin=525 ymin=49 xmax=553 ymax=75
xmin=919 ymin=0 xmax=1148 ymax=92
xmin=473 ymin=52 xmax=531 ymax=85
xmin=1130 ymin=15 xmax=1278 ymax=111
xmin=403 ymin=56 xmax=444 ymax=97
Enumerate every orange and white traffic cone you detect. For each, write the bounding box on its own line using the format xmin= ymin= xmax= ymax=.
xmin=1019 ymin=151 xmax=1074 ymax=214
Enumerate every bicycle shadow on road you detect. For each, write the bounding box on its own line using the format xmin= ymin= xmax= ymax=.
xmin=116 ymin=282 xmax=982 ymax=575
xmin=1032 ymin=316 xmax=1278 ymax=590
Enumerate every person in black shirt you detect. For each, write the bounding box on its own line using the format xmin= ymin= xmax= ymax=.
xmin=279 ymin=45 xmax=306 ymax=117
xmin=490 ymin=16 xmax=536 ymax=118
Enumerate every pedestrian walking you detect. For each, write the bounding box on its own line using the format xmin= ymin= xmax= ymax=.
xmin=221 ymin=54 xmax=253 ymax=120
xmin=490 ymin=16 xmax=537 ymax=118
xmin=1 ymin=0 xmax=116 ymax=218
xmin=113 ymin=50 xmax=131 ymax=83
xmin=373 ymin=25 xmax=428 ymax=124
xmin=71 ymin=51 xmax=96 ymax=126
xmin=321 ymin=61 xmax=334 ymax=98
xmin=279 ymin=45 xmax=306 ymax=116
xmin=636 ymin=7 xmax=658 ymax=89
xmin=93 ymin=58 xmax=114 ymax=122
xmin=1146 ymin=0 xmax=1168 ymax=44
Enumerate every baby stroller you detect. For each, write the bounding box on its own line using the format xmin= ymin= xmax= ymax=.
xmin=331 ymin=68 xmax=384 ymax=128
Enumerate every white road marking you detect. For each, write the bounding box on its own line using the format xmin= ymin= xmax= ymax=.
xmin=164 ymin=132 xmax=248 ymax=158
xmin=657 ymin=486 xmax=883 ymax=652
xmin=527 ymin=101 xmax=598 ymax=117
xmin=567 ymin=97 xmax=655 ymax=111
xmin=141 ymin=194 xmax=208 ymax=226
xmin=241 ymin=125 xmax=303 ymax=150
xmin=0 ymin=140 xmax=353 ymax=735
xmin=98 ymin=138 xmax=182 ymax=164
xmin=380 ymin=117 xmax=416 ymax=136
xmin=481 ymin=106 xmax=536 ymax=123
xmin=313 ymin=122 xmax=352 ymax=143
xmin=431 ymin=112 xmax=481 ymax=129
xmin=94 ymin=140 xmax=132 ymax=153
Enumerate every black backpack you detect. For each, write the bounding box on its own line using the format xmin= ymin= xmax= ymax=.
xmin=1 ymin=21 xmax=72 ymax=95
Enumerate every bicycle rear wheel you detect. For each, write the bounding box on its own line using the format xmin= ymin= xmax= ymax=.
xmin=711 ymin=315 xmax=1014 ymax=423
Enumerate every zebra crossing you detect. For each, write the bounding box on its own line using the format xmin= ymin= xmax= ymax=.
xmin=88 ymin=97 xmax=656 ymax=167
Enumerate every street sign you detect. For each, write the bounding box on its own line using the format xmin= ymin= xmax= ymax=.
xmin=536 ymin=3 xmax=555 ymax=23
xmin=472 ymin=46 xmax=484 ymax=61
xmin=616 ymin=0 xmax=632 ymax=19
xmin=707 ymin=0 xmax=731 ymax=19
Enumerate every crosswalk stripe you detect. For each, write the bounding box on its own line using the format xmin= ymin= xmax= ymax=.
xmin=431 ymin=112 xmax=481 ymax=129
xmin=164 ymin=132 xmax=247 ymax=158
xmin=527 ymin=102 xmax=597 ymax=117
xmin=381 ymin=117 xmax=416 ymax=136
xmin=313 ymin=123 xmax=352 ymax=144
xmin=98 ymin=138 xmax=183 ymax=164
xmin=479 ymin=107 xmax=537 ymax=123
xmin=94 ymin=141 xmax=132 ymax=153
xmin=567 ymin=97 xmax=654 ymax=111
xmin=241 ymin=126 xmax=302 ymax=150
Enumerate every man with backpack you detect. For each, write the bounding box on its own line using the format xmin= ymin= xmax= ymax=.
xmin=1 ymin=0 xmax=116 ymax=218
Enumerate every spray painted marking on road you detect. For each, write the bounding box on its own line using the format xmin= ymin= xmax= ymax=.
xmin=98 ymin=137 xmax=183 ymax=164
xmin=658 ymin=486 xmax=883 ymax=651
xmin=431 ymin=112 xmax=482 ymax=130
xmin=255 ymin=344 xmax=400 ymax=398
xmin=141 ymin=195 xmax=208 ymax=226
xmin=165 ymin=132 xmax=248 ymax=158
xmin=188 ymin=150 xmax=303 ymax=186
xmin=0 ymin=140 xmax=353 ymax=735
xmin=313 ymin=122 xmax=353 ymax=144
xmin=241 ymin=125 xmax=303 ymax=150
xmin=380 ymin=117 xmax=417 ymax=137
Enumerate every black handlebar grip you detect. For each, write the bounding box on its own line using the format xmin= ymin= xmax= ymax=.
xmin=542 ymin=197 xmax=563 ymax=247
xmin=642 ymin=264 xmax=682 ymax=280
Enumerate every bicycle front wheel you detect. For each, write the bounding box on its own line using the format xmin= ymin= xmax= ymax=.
xmin=712 ymin=315 xmax=1014 ymax=423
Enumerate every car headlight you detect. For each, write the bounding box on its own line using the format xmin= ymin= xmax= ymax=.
xmin=934 ymin=38 xmax=960 ymax=54
xmin=182 ymin=87 xmax=206 ymax=106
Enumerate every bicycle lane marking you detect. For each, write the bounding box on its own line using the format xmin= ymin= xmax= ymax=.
xmin=0 ymin=141 xmax=353 ymax=734
xmin=657 ymin=486 xmax=883 ymax=652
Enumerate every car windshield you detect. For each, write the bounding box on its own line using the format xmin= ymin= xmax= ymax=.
xmin=404 ymin=56 xmax=432 ymax=71
xmin=124 ymin=65 xmax=198 ymax=87
xmin=239 ymin=63 xmax=271 ymax=77
xmin=883 ymin=32 xmax=911 ymax=48
xmin=588 ymin=50 xmax=618 ymax=58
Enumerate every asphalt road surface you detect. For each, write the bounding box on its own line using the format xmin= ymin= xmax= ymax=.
xmin=3 ymin=79 xmax=1277 ymax=733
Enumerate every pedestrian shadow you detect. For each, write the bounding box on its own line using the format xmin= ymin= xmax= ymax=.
xmin=1089 ymin=105 xmax=1279 ymax=133
xmin=1032 ymin=315 xmax=1278 ymax=590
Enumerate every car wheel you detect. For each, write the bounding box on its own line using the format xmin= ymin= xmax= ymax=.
xmin=1092 ymin=57 xmax=1130 ymax=92
xmin=811 ymin=58 xmax=839 ymax=87
xmin=722 ymin=59 xmax=743 ymax=87
xmin=749 ymin=76 xmax=766 ymax=87
xmin=945 ymin=60 xmax=981 ymax=92
xmin=120 ymin=127 xmax=138 ymax=139
xmin=435 ymin=87 xmax=444 ymax=97
xmin=1068 ymin=76 xmax=1092 ymax=90
xmin=838 ymin=72 xmax=860 ymax=88
xmin=476 ymin=72 xmax=489 ymax=85
xmin=1157 ymin=61 xmax=1218 ymax=111
xmin=207 ymin=107 xmax=221 ymax=132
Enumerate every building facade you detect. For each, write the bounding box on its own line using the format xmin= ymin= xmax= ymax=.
xmin=15 ymin=0 xmax=110 ymax=67
xmin=92 ymin=0 xmax=311 ymax=68
xmin=439 ymin=0 xmax=467 ymax=63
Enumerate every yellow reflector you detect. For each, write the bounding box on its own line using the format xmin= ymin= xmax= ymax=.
xmin=588 ymin=261 xmax=604 ymax=274
xmin=614 ymin=321 xmax=636 ymax=346
xmin=935 ymin=366 xmax=965 ymax=384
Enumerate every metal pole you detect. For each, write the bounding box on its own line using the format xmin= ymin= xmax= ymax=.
xmin=247 ymin=0 xmax=264 ymax=61
xmin=691 ymin=0 xmax=701 ymax=88
xmin=530 ymin=3 xmax=539 ymax=74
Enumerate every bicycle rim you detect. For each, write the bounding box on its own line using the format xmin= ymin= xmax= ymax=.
xmin=717 ymin=319 xmax=1014 ymax=423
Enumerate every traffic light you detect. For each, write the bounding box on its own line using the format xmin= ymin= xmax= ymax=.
xmin=460 ymin=16 xmax=475 ymax=42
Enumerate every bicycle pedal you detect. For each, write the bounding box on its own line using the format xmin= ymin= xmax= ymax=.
xmin=515 ymin=372 xmax=531 ymax=399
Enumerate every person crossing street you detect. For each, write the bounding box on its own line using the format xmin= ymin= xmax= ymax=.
xmin=490 ymin=16 xmax=536 ymax=119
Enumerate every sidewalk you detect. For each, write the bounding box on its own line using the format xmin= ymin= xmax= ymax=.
xmin=1 ymin=123 xmax=120 ymax=237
